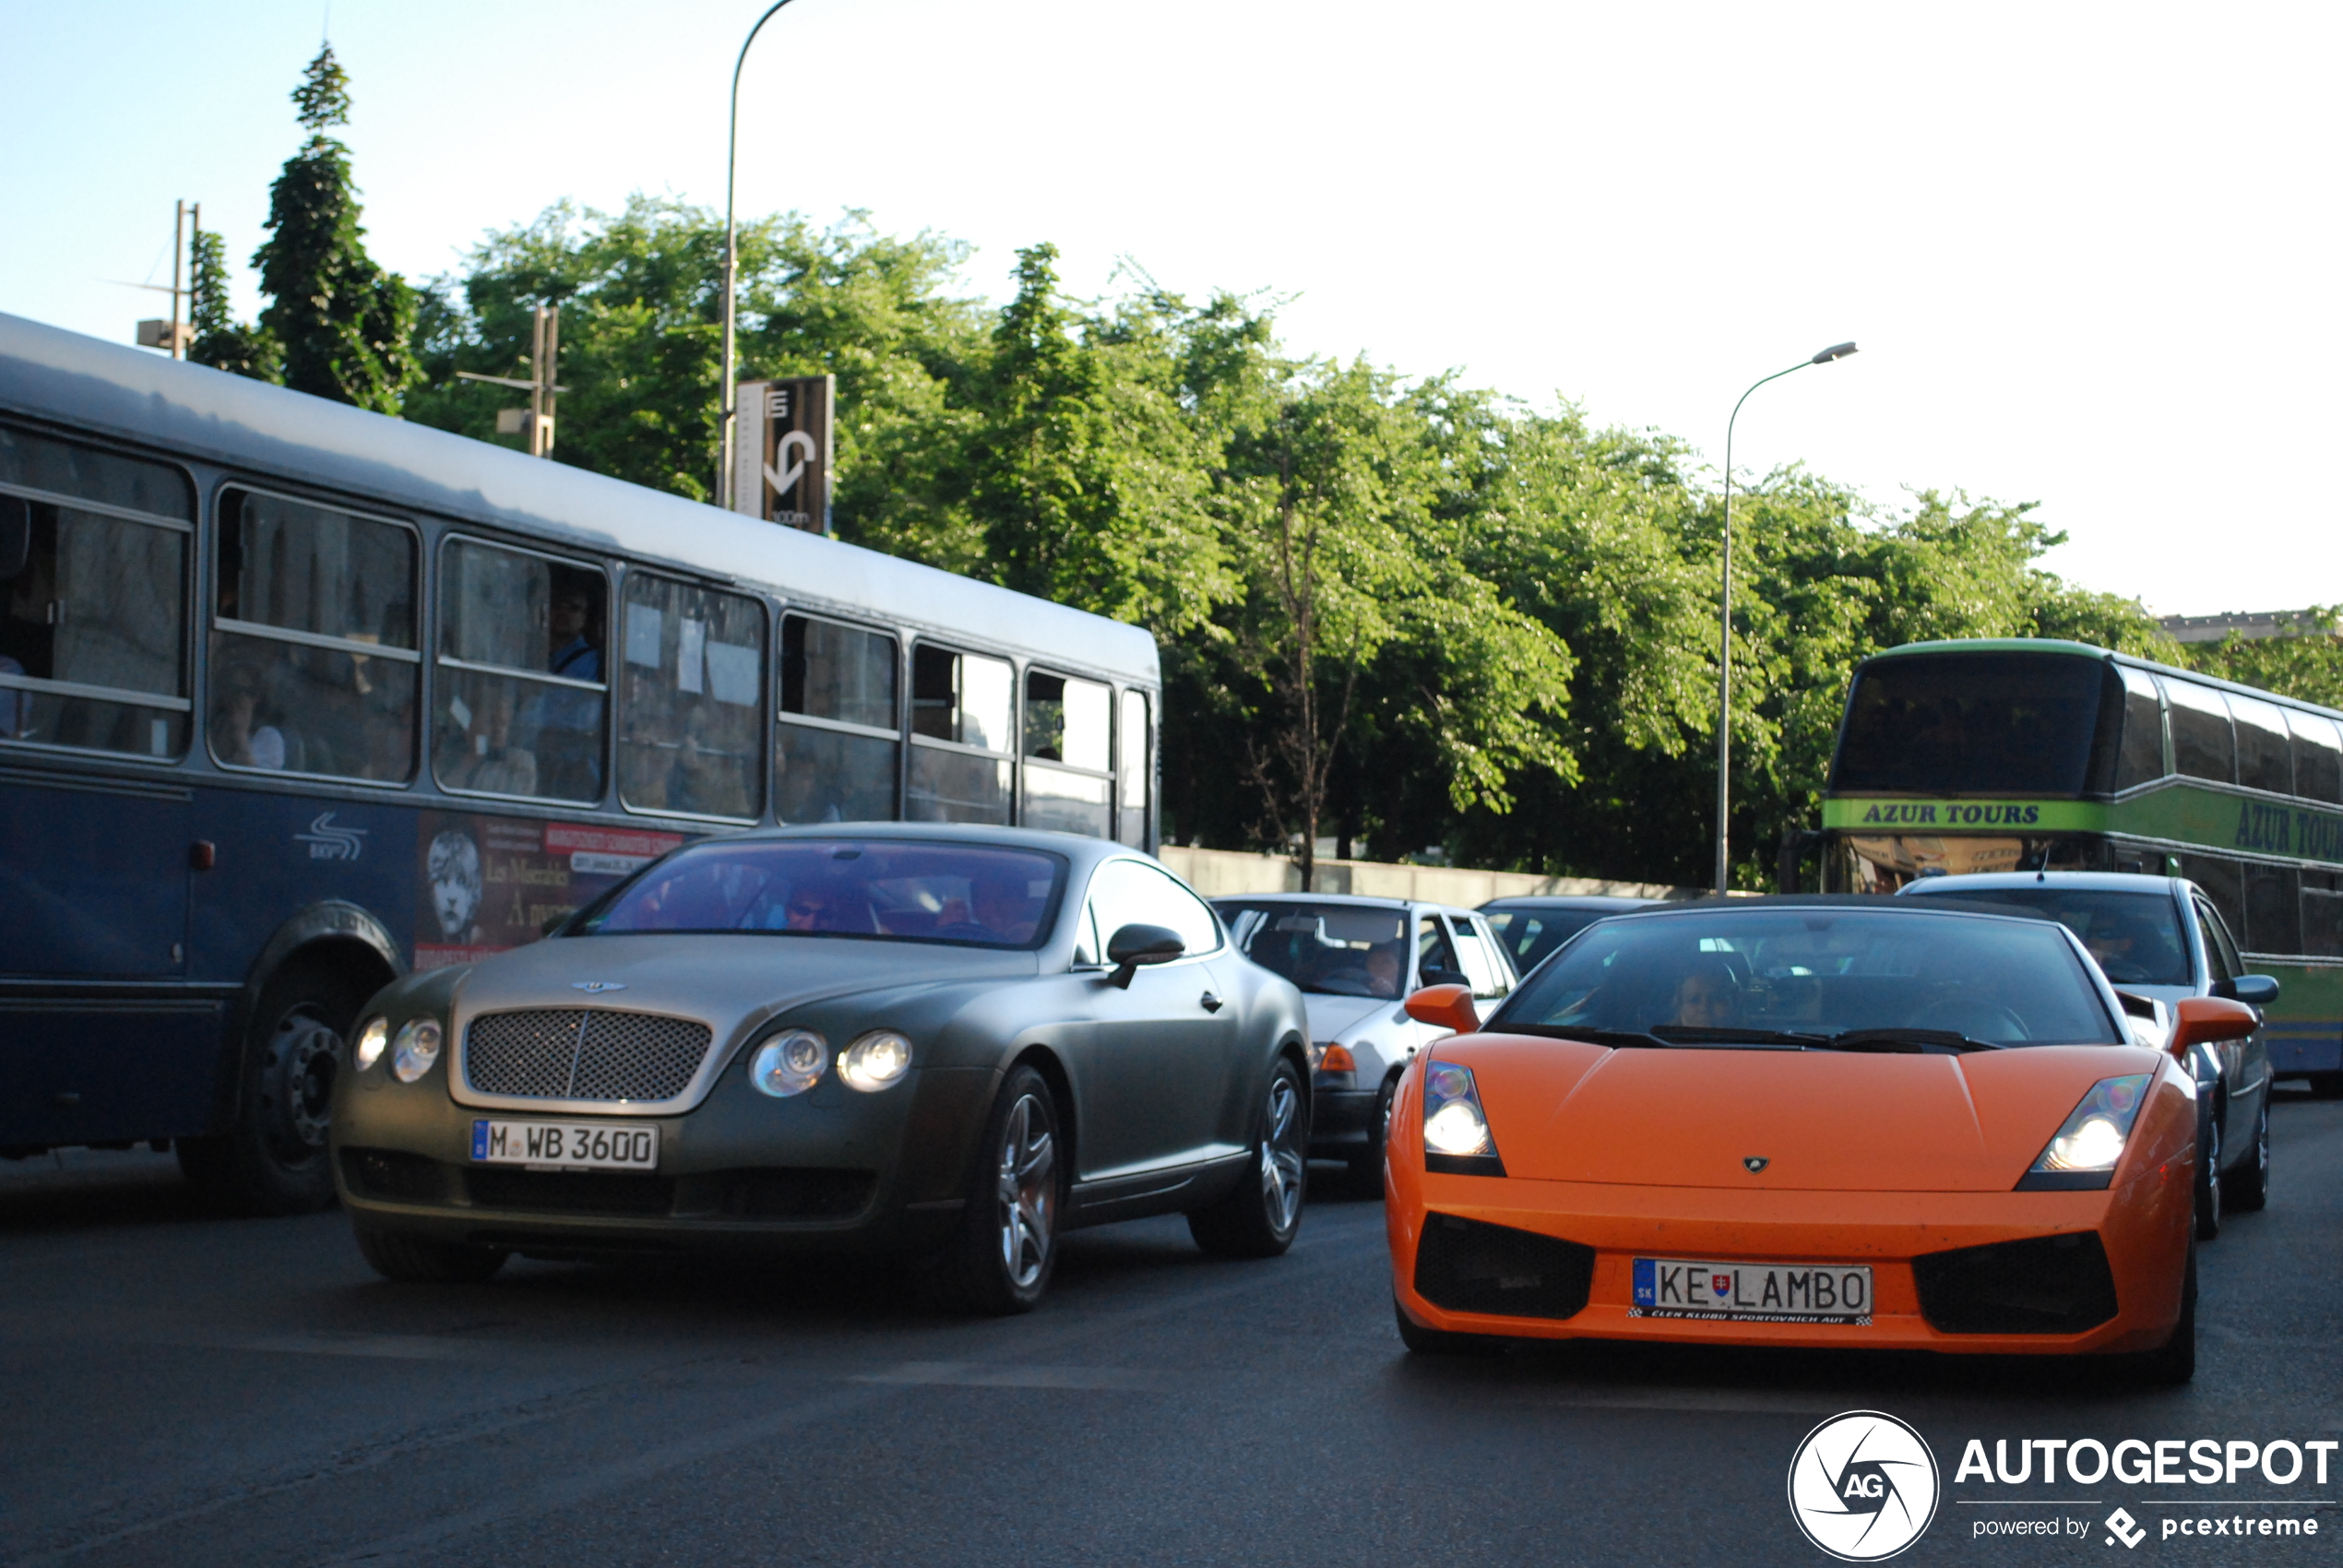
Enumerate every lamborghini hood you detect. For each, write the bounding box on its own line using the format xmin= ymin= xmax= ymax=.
xmin=1455 ymin=1036 xmax=2172 ymax=1191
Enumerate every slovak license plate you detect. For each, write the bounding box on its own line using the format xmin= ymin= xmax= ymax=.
xmin=470 ymin=1120 xmax=659 ymax=1171
xmin=1632 ymin=1257 xmax=1873 ymax=1324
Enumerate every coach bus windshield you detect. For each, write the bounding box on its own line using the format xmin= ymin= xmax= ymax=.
xmin=1831 ymin=652 xmax=2112 ymax=796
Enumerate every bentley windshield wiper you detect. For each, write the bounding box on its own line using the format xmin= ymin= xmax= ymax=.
xmin=1647 ymin=1026 xmax=1834 ymax=1048
xmin=1814 ymin=1028 xmax=2005 ymax=1053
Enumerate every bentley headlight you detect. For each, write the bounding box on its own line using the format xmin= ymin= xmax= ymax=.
xmin=838 ymin=1030 xmax=912 ymax=1093
xmin=751 ymin=1028 xmax=828 ymax=1098
xmin=2028 ymin=1075 xmax=2152 ymax=1178
xmin=353 ymin=1016 xmax=389 ymax=1072
xmin=1421 ymin=1061 xmax=1503 ymax=1171
xmin=390 ymin=1018 xmax=442 ymax=1084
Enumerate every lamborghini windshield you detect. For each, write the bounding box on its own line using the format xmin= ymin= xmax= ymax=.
xmin=1486 ymin=907 xmax=2123 ymax=1049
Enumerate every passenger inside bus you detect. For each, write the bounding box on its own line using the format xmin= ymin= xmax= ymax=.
xmin=527 ymin=569 xmax=605 ymax=800
xmin=210 ymin=652 xmax=289 ymax=771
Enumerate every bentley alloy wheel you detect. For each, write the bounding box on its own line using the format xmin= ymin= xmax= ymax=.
xmin=1260 ymin=1071 xmax=1305 ymax=1233
xmin=997 ymin=1089 xmax=1056 ymax=1290
xmin=925 ymin=1063 xmax=1062 ymax=1315
xmin=1188 ymin=1057 xmax=1308 ymax=1258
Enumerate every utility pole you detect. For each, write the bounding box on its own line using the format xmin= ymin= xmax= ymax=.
xmin=457 ymin=304 xmax=566 ymax=457
xmin=132 ymin=200 xmax=196 ymax=357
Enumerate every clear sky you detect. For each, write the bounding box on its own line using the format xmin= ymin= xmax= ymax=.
xmin=4 ymin=0 xmax=2336 ymax=617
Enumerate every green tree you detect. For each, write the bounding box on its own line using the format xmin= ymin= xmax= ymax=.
xmin=187 ymin=228 xmax=280 ymax=383
xmin=253 ymin=44 xmax=417 ymax=412
xmin=2180 ymin=609 xmax=2343 ymax=709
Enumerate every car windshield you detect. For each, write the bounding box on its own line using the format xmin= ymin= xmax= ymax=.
xmin=1488 ymin=908 xmax=2123 ymax=1048
xmin=1907 ymin=886 xmax=2191 ymax=986
xmin=1485 ymin=907 xmax=1620 ymax=974
xmin=1220 ymin=902 xmax=1410 ymax=997
xmin=572 ymin=838 xmax=1065 ymax=949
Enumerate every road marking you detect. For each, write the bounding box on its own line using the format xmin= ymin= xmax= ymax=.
xmin=851 ymin=1360 xmax=1173 ymax=1391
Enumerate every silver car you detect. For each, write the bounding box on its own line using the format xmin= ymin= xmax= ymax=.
xmin=333 ymin=826 xmax=1312 ymax=1314
xmin=1897 ymin=870 xmax=2277 ymax=1238
xmin=1210 ymin=894 xmax=1516 ymax=1181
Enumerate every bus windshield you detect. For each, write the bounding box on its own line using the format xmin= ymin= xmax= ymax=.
xmin=1832 ymin=652 xmax=2111 ymax=796
xmin=1490 ymin=908 xmax=2123 ymax=1048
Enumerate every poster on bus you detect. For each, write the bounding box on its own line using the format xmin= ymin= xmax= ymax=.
xmin=413 ymin=813 xmax=685 ymax=971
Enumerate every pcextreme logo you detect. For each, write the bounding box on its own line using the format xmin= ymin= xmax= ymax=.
xmin=1789 ymin=1410 xmax=1943 ymax=1561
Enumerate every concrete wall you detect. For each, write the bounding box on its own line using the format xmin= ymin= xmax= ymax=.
xmin=1156 ymin=846 xmax=1708 ymax=906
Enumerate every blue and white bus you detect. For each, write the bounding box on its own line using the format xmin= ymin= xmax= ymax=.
xmin=0 ymin=311 xmax=1160 ymax=1211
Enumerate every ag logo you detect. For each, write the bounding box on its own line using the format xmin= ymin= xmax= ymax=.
xmin=1787 ymin=1410 xmax=1940 ymax=1561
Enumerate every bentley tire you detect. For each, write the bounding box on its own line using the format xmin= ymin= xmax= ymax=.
xmin=1189 ymin=1058 xmax=1307 ymax=1258
xmin=354 ymin=1222 xmax=507 ymax=1283
xmin=921 ymin=1065 xmax=1061 ymax=1315
xmin=178 ymin=964 xmax=366 ymax=1216
xmin=2222 ymin=1093 xmax=2270 ymax=1212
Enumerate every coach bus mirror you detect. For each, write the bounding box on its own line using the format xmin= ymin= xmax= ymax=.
xmin=2211 ymin=974 xmax=2278 ymax=1008
xmin=0 ymin=494 xmax=29 ymax=580
xmin=1105 ymin=923 xmax=1184 ymax=990
xmin=2170 ymin=995 xmax=2257 ymax=1056
xmin=1404 ymin=983 xmax=1479 ymax=1035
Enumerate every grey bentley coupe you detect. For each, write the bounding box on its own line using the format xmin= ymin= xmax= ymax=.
xmin=332 ymin=825 xmax=1313 ymax=1313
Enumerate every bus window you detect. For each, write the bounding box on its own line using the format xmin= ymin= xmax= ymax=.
xmin=2181 ymin=854 xmax=2245 ymax=948
xmin=2304 ymin=873 xmax=2343 ymax=958
xmin=2228 ymin=693 xmax=2293 ymax=796
xmin=777 ymin=613 xmax=898 ymax=824
xmin=435 ymin=539 xmax=607 ymax=803
xmin=2288 ymin=710 xmax=2343 ymax=805
xmin=2112 ymin=666 xmax=2165 ymax=790
xmin=2161 ymin=678 xmax=2235 ymax=784
xmin=0 ymin=428 xmax=192 ymax=758
xmin=618 ymin=574 xmax=764 ymax=820
xmin=1117 ymin=688 xmax=1150 ymax=848
xmin=2245 ymin=862 xmax=2302 ymax=955
xmin=1021 ymin=671 xmax=1111 ymax=837
xmin=907 ymin=644 xmax=1012 ymax=825
xmin=211 ymin=489 xmax=416 ymax=781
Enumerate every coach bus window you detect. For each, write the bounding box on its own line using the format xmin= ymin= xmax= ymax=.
xmin=2244 ymin=862 xmax=2302 ymax=956
xmin=1117 ymin=688 xmax=1150 ymax=848
xmin=2181 ymin=855 xmax=2245 ymax=948
xmin=2303 ymin=873 xmax=2343 ymax=958
xmin=617 ymin=574 xmax=764 ymax=821
xmin=435 ymin=539 xmax=607 ymax=802
xmin=2228 ymin=693 xmax=2292 ymax=796
xmin=2112 ymin=666 xmax=2166 ymax=790
xmin=1829 ymin=652 xmax=2104 ymax=795
xmin=908 ymin=644 xmax=1012 ymax=825
xmin=2160 ymin=678 xmax=2234 ymax=784
xmin=210 ymin=489 xmax=416 ymax=781
xmin=2287 ymin=710 xmax=2343 ymax=804
xmin=1021 ymin=671 xmax=1111 ymax=837
xmin=777 ymin=613 xmax=898 ymax=824
xmin=0 ymin=434 xmax=192 ymax=758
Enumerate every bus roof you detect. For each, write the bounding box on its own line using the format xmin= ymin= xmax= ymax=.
xmin=0 ymin=310 xmax=1160 ymax=688
xmin=1860 ymin=636 xmax=2343 ymax=724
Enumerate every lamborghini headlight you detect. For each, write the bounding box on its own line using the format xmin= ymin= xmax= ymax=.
xmin=1421 ymin=1061 xmax=1502 ymax=1171
xmin=2027 ymin=1075 xmax=2152 ymax=1180
xmin=390 ymin=1018 xmax=443 ymax=1084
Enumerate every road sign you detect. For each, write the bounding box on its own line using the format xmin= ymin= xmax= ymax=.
xmin=731 ymin=374 xmax=833 ymax=533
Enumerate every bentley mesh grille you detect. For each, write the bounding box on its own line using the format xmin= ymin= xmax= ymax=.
xmin=463 ymin=1009 xmax=714 ymax=1102
xmin=1413 ymin=1212 xmax=1594 ymax=1320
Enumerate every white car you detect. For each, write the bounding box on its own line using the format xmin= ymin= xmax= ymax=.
xmin=1211 ymin=894 xmax=1515 ymax=1182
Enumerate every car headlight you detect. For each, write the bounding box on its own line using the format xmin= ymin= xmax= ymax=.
xmin=750 ymin=1028 xmax=828 ymax=1098
xmin=1421 ymin=1061 xmax=1504 ymax=1173
xmin=838 ymin=1030 xmax=912 ymax=1092
xmin=2020 ymin=1074 xmax=2152 ymax=1188
xmin=390 ymin=1018 xmax=443 ymax=1084
xmin=353 ymin=1016 xmax=389 ymax=1072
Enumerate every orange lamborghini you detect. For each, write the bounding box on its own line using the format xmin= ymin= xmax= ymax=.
xmin=1384 ymin=897 xmax=2259 ymax=1384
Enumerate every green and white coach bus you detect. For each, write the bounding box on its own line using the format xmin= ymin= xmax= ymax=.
xmin=1814 ymin=638 xmax=2343 ymax=1088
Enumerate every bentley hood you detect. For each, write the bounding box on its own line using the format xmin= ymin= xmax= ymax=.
xmin=1455 ymin=1035 xmax=2174 ymax=1191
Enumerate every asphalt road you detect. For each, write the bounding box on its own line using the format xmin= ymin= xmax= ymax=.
xmin=4 ymin=1093 xmax=2338 ymax=1568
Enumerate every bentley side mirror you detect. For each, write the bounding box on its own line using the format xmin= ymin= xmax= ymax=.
xmin=1404 ymin=983 xmax=1479 ymax=1036
xmin=2212 ymin=974 xmax=2279 ymax=1007
xmin=1106 ymin=923 xmax=1184 ymax=990
xmin=2170 ymin=995 xmax=2257 ymax=1057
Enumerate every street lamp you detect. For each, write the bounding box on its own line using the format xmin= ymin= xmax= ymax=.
xmin=1714 ymin=340 xmax=1857 ymax=897
xmin=717 ymin=0 xmax=804 ymax=511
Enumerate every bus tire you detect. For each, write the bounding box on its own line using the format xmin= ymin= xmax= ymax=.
xmin=178 ymin=962 xmax=370 ymax=1216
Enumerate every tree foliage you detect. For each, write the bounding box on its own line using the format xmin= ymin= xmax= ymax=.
xmin=188 ymin=228 xmax=281 ymax=383
xmin=2179 ymin=608 xmax=2343 ymax=711
xmin=253 ymin=45 xmax=417 ymax=412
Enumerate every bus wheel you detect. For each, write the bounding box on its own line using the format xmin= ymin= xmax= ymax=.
xmin=179 ymin=965 xmax=366 ymax=1215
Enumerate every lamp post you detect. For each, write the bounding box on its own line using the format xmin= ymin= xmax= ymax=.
xmin=1715 ymin=340 xmax=1858 ymax=897
xmin=717 ymin=0 xmax=803 ymax=511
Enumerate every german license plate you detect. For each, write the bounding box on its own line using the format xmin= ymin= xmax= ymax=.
xmin=1631 ymin=1257 xmax=1872 ymax=1324
xmin=470 ymin=1120 xmax=658 ymax=1171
